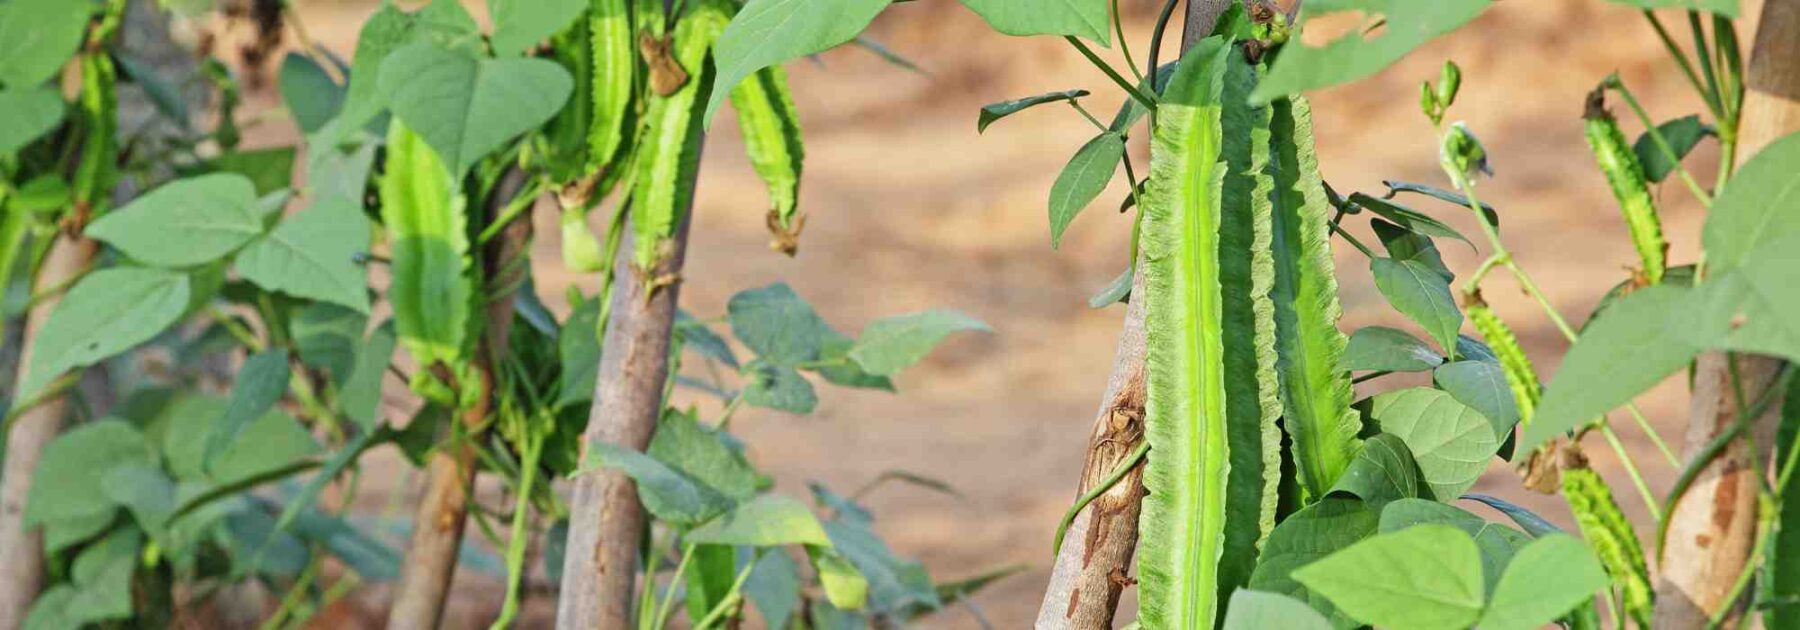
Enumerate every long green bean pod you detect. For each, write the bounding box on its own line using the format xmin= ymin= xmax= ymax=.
xmin=730 ymin=65 xmax=806 ymax=255
xmin=73 ymin=52 xmax=119 ymax=219
xmin=587 ymin=0 xmax=636 ymax=187
xmin=379 ymin=120 xmax=471 ymax=373
xmin=545 ymin=13 xmax=594 ymax=185
xmin=1561 ymin=447 xmax=1653 ymax=628
xmin=626 ymin=0 xmax=727 ymax=273
xmin=1583 ymin=88 xmax=1666 ymax=285
xmin=1466 ymin=296 xmax=1541 ymax=427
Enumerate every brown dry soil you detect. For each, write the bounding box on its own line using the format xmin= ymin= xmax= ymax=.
xmin=218 ymin=0 xmax=1756 ymax=627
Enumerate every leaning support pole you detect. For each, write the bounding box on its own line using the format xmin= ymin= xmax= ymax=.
xmin=557 ymin=174 xmax=702 ymax=627
xmin=387 ymin=169 xmax=531 ymax=629
xmin=1655 ymin=1 xmax=1800 ymax=627
xmin=1033 ymin=2 xmax=1229 ymax=627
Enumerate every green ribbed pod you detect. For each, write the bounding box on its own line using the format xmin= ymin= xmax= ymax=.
xmin=1562 ymin=453 xmax=1653 ymax=627
xmin=730 ymin=65 xmax=806 ymax=255
xmin=379 ymin=120 xmax=470 ymax=370
xmin=1583 ymin=88 xmax=1666 ymax=285
xmin=626 ymin=0 xmax=727 ymax=272
xmin=1466 ymin=298 xmax=1541 ymax=427
xmin=587 ymin=0 xmax=637 ymax=186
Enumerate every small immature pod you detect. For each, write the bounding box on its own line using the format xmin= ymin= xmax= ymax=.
xmin=1465 ymin=296 xmax=1541 ymax=426
xmin=1583 ymin=87 xmax=1667 ymax=285
xmin=1560 ymin=445 xmax=1654 ymax=628
xmin=730 ymin=65 xmax=806 ymax=255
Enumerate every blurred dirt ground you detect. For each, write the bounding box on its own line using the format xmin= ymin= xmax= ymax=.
xmin=210 ymin=0 xmax=1761 ymax=626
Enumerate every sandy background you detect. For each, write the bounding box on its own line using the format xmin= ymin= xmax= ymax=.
xmin=211 ymin=0 xmax=1757 ymax=626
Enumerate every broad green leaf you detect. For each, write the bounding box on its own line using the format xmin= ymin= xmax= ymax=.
xmin=489 ymin=0 xmax=587 ymax=56
xmin=687 ymin=495 xmax=833 ymax=547
xmin=847 ymin=309 xmax=989 ymax=376
xmin=340 ymin=321 xmax=397 ymax=430
xmin=956 ymin=0 xmax=1108 ymax=43
xmin=582 ymin=442 xmax=731 ymax=525
xmin=236 ymin=196 xmax=372 ymax=311
xmin=203 ymin=350 xmax=292 ymax=472
xmin=0 ymin=87 xmax=63 ymax=156
xmin=1266 ymin=96 xmax=1362 ymax=500
xmin=1365 ymin=388 xmax=1498 ymax=500
xmin=1137 ymin=37 xmax=1242 ymax=629
xmin=1347 ymin=193 xmax=1476 ymax=250
xmin=196 ymin=147 xmax=298 ymax=196
xmin=1383 ymin=180 xmax=1498 ymax=220
xmin=744 ymin=360 xmax=820 ymax=413
xmin=557 ymin=296 xmax=602 ymax=407
xmin=101 ymin=463 xmax=176 ymax=537
xmin=747 ymin=551 xmax=803 ymax=629
xmin=813 ymin=547 xmax=871 ymax=610
xmin=0 ymin=0 xmax=91 ymax=88
xmin=1523 ymin=285 xmax=1712 ymax=451
xmin=1603 ymin=0 xmax=1737 ymax=16
xmin=1378 ymin=498 xmax=1531 ymax=590
xmin=1049 ymin=131 xmax=1125 ymax=248
xmin=728 ymin=282 xmax=832 ymax=366
xmin=813 ymin=331 xmax=895 ymax=391
xmin=17 ymin=268 xmax=190 ymax=402
xmin=1255 ymin=0 xmax=1494 ymax=102
xmin=977 ymin=89 xmax=1088 ymax=133
xmin=62 ymin=528 xmax=141 ymax=624
xmin=163 ymin=397 xmax=319 ymax=486
xmin=85 ymin=174 xmax=264 ymax=268
xmin=1704 ymin=132 xmax=1800 ymax=272
xmin=649 ymin=410 xmax=770 ymax=501
xmin=310 ymin=142 xmax=379 ymax=204
xmin=823 ymin=518 xmax=940 ymax=611
xmin=1478 ymin=534 xmax=1610 ymax=630
xmin=292 ymin=304 xmax=366 ymax=381
xmin=1434 ymin=360 xmax=1519 ymax=443
xmin=677 ymin=311 xmax=741 ymax=369
xmin=1327 ymin=433 xmax=1423 ymax=509
xmin=379 ymin=121 xmax=469 ymax=368
xmin=1372 ymin=218 xmax=1451 ymax=281
xmin=377 ymin=42 xmax=574 ymax=177
xmin=703 ymin=0 xmax=895 ymax=126
xmin=1342 ymin=326 xmax=1444 ymax=372
xmin=25 ymin=420 xmax=155 ymax=526
xmin=1634 ymin=115 xmax=1714 ymax=183
xmin=1293 ymin=524 xmax=1485 ymax=629
xmin=1247 ymin=497 xmax=1379 ymax=628
xmin=279 ymin=52 xmax=345 ymax=134
xmin=23 ymin=585 xmax=78 ymax=630
xmin=1222 ymin=590 xmax=1332 ymax=630
xmin=1371 ymin=256 xmax=1463 ymax=353
xmin=311 ymin=0 xmax=481 ymax=149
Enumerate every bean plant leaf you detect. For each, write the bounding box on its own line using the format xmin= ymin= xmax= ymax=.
xmin=729 ymin=282 xmax=833 ymax=366
xmin=977 ymin=89 xmax=1088 ymax=133
xmin=292 ymin=305 xmax=366 ymax=384
xmin=744 ymin=360 xmax=820 ymax=413
xmin=339 ymin=321 xmax=397 ymax=430
xmin=1603 ymin=0 xmax=1737 ymax=16
xmin=0 ymin=0 xmax=92 ymax=88
xmin=823 ymin=518 xmax=940 ymax=611
xmin=687 ymin=495 xmax=833 ymax=547
xmin=1254 ymin=0 xmax=1495 ymax=101
xmin=1049 ymin=131 xmax=1125 ymax=248
xmin=1364 ymin=388 xmax=1498 ymax=500
xmin=235 ymin=196 xmax=372 ymax=312
xmin=25 ymin=420 xmax=156 ymax=526
xmin=0 ymin=87 xmax=64 ymax=156
xmin=1342 ymin=326 xmax=1444 ymax=372
xmin=814 ymin=332 xmax=895 ymax=391
xmin=278 ymin=53 xmax=345 ymax=135
xmin=1434 ymin=360 xmax=1519 ymax=443
xmin=649 ymin=411 xmax=771 ymax=500
xmin=558 ymin=297 xmax=602 ymax=407
xmin=85 ymin=174 xmax=265 ymax=268
xmin=203 ymin=350 xmax=293 ymax=473
xmin=1523 ymin=285 xmax=1713 ymax=451
xmin=1348 ymin=193 xmax=1475 ymax=249
xmin=812 ymin=548 xmax=871 ymax=610
xmin=704 ymin=0 xmax=896 ymax=126
xmin=583 ymin=443 xmax=731 ymax=525
xmin=957 ymin=0 xmax=1108 ymax=43
xmin=488 ymin=0 xmax=587 ymax=56
xmin=1461 ymin=493 xmax=1563 ymax=537
xmin=1382 ymin=180 xmax=1499 ymax=226
xmin=312 ymin=0 xmax=481 ymax=149
xmin=1370 ymin=256 xmax=1463 ymax=353
xmin=1478 ymin=534 xmax=1610 ymax=630
xmin=1327 ymin=433 xmax=1423 ymax=509
xmin=1634 ymin=115 xmax=1714 ymax=183
xmin=1703 ymin=132 xmax=1800 ymax=272
xmin=377 ymin=42 xmax=573 ymax=177
xmin=1223 ymin=590 xmax=1332 ymax=630
xmin=747 ymin=551 xmax=804 ymax=629
xmin=17 ymin=268 xmax=191 ymax=402
xmin=1371 ymin=218 xmax=1451 ymax=280
xmin=1378 ymin=498 xmax=1531 ymax=591
xmin=847 ymin=309 xmax=989 ymax=376
xmin=1293 ymin=524 xmax=1485 ymax=629
xmin=1247 ymin=497 xmax=1380 ymax=628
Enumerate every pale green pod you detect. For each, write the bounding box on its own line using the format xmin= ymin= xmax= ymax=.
xmin=730 ymin=65 xmax=805 ymax=255
xmin=1584 ymin=89 xmax=1666 ymax=285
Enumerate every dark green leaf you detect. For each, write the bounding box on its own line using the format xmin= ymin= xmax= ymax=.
xmin=1342 ymin=326 xmax=1444 ymax=372
xmin=1478 ymin=534 xmax=1610 ymax=630
xmin=1348 ymin=193 xmax=1475 ymax=249
xmin=1434 ymin=360 xmax=1519 ymax=443
xmin=1371 ymin=256 xmax=1463 ymax=353
xmin=813 ymin=331 xmax=894 ymax=391
xmin=340 ymin=321 xmax=396 ymax=430
xmin=744 ymin=360 xmax=819 ymax=413
xmin=1364 ymin=388 xmax=1498 ymax=499
xmin=1292 ymin=525 xmax=1485 ymax=629
xmin=1247 ymin=497 xmax=1379 ymax=628
xmin=1378 ymin=498 xmax=1530 ymax=591
xmin=236 ymin=196 xmax=372 ymax=311
xmin=1382 ymin=180 xmax=1499 ymax=225
xmin=847 ymin=309 xmax=989 ymax=376
xmin=1633 ymin=115 xmax=1714 ymax=183
xmin=583 ymin=442 xmax=731 ymax=525
xmin=292 ymin=304 xmax=366 ymax=381
xmin=1048 ymin=131 xmax=1125 ymax=248
xmin=676 ymin=311 xmax=739 ymax=369
xmin=16 ymin=268 xmax=190 ymax=401
xmin=557 ymin=296 xmax=602 ymax=407
xmin=279 ymin=52 xmax=344 ymax=134
xmin=746 ymin=549 xmax=803 ymax=629
xmin=977 ymin=89 xmax=1088 ymax=133
xmin=704 ymin=0 xmax=894 ymax=125
xmin=0 ymin=87 xmax=63 ymax=156
xmin=728 ymin=283 xmax=832 ymax=366
xmin=1461 ymin=493 xmax=1563 ymax=537
xmin=204 ymin=350 xmax=293 ymax=472
xmin=687 ymin=495 xmax=832 ymax=547
xmin=1371 ymin=218 xmax=1451 ymax=280
xmin=649 ymin=410 xmax=770 ymax=501
xmin=376 ymin=42 xmax=573 ymax=177
xmin=823 ymin=518 xmax=940 ymax=612
xmin=0 ymin=0 xmax=91 ymax=88
xmin=1254 ymin=0 xmax=1493 ymax=101
xmin=25 ymin=420 xmax=155 ymax=526
xmin=312 ymin=0 xmax=482 ymax=149
xmin=489 ymin=0 xmax=587 ymax=56
xmin=1327 ymin=433 xmax=1423 ymax=509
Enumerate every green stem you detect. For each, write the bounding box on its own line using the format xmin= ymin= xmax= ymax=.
xmin=1067 ymin=36 xmax=1156 ymax=112
xmin=477 ymin=177 xmax=549 ymax=245
xmin=1050 ymin=440 xmax=1149 ymax=556
xmin=692 ymin=554 xmax=760 ymax=629
xmin=1121 ymin=148 xmax=1147 ymax=216
xmin=1687 ymin=11 xmax=1725 ymax=117
xmin=1625 ymin=402 xmax=1682 ymax=468
xmin=713 ymin=392 xmax=747 ymax=431
xmin=1145 ymin=0 xmax=1180 ymax=131
xmin=489 ymin=432 xmax=544 ymax=630
xmin=635 ymin=531 xmax=666 ymax=630
xmin=259 ymin=557 xmax=321 ymax=630
xmin=1641 ymin=10 xmax=1717 ymax=118
xmin=1599 ymin=424 xmax=1664 ymax=522
xmin=1069 ymin=100 xmax=1107 ymax=131
xmin=1327 ymin=220 xmax=1375 ymax=258
xmin=651 ymin=542 xmax=699 ymax=630
xmin=1110 ymin=0 xmax=1143 ymax=81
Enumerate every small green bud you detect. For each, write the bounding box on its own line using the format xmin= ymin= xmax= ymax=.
xmin=1420 ymin=81 xmax=1440 ymax=122
xmin=1438 ymin=61 xmax=1463 ymax=108
xmin=1440 ymin=122 xmax=1493 ymax=182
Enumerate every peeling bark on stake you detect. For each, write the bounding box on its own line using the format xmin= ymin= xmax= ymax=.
xmin=1655 ymin=2 xmax=1800 ymax=627
xmin=557 ymin=165 xmax=702 ymax=628
xmin=1034 ymin=3 xmax=1230 ymax=627
xmin=387 ymin=169 xmax=532 ymax=629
